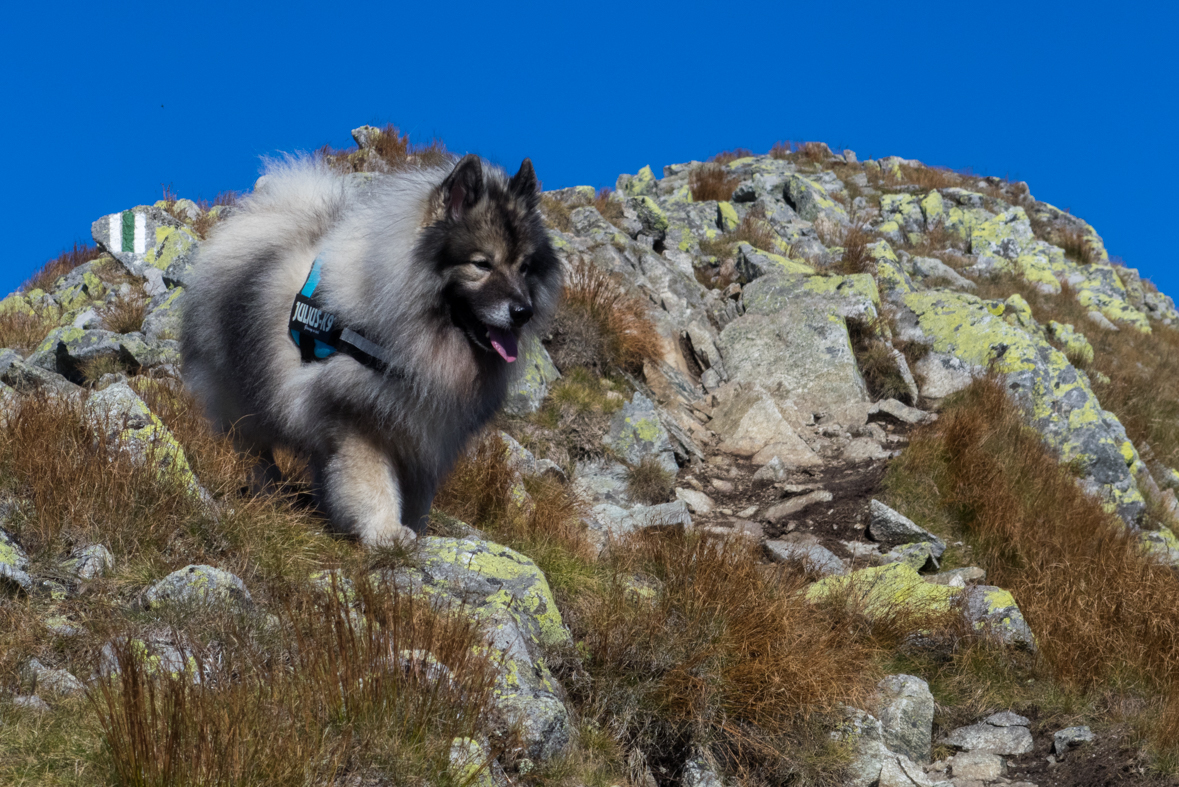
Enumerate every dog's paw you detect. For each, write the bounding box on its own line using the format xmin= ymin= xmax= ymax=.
xmin=362 ymin=523 xmax=418 ymax=549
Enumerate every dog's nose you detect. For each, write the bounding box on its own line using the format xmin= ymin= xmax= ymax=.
xmin=509 ymin=304 xmax=533 ymax=327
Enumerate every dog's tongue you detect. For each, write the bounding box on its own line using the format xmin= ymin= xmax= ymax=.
xmin=487 ymin=327 xmax=518 ymax=363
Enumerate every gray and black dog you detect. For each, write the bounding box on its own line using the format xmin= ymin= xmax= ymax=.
xmin=181 ymin=153 xmax=561 ymax=545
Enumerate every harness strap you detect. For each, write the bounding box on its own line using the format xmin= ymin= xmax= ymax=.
xmin=289 ymin=257 xmax=403 ymax=378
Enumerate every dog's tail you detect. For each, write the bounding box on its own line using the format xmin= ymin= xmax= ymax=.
xmin=232 ymin=155 xmax=352 ymax=251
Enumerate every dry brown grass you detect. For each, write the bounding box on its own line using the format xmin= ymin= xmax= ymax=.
xmin=847 ymin=318 xmax=914 ymax=403
xmin=689 ymin=164 xmax=739 ymax=202
xmin=561 ymin=531 xmax=885 ymax=784
xmin=710 ymin=148 xmax=753 ymax=166
xmin=0 ymin=308 xmax=55 ymax=353
xmin=897 ymin=165 xmax=960 ymax=191
xmin=546 ymin=256 xmax=662 ymax=374
xmin=1054 ymin=226 xmax=1100 ymax=266
xmin=835 ymin=223 xmax=875 ymax=275
xmin=24 ymin=242 xmax=102 ymax=293
xmin=539 ymin=194 xmax=574 ymax=233
xmin=625 ymin=457 xmax=674 ymax=505
xmin=94 ymin=575 xmax=501 ymax=786
xmin=885 ymin=376 xmax=1179 ymax=747
xmin=317 ymin=124 xmax=450 ymax=175
xmin=769 ymin=141 xmax=832 ymax=165
xmin=593 ymin=187 xmax=626 ymax=228
xmin=101 ymin=293 xmax=148 ymax=334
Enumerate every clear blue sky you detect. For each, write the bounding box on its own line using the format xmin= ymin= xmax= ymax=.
xmin=3 ymin=1 xmax=1176 ymax=302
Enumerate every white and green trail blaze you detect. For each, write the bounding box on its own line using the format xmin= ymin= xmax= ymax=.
xmin=109 ymin=211 xmax=146 ymax=254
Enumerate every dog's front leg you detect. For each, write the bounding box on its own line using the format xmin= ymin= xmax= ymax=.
xmin=318 ymin=433 xmax=417 ymax=547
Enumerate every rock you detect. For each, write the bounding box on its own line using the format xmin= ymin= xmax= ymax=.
xmin=985 ymin=711 xmax=1030 ymax=726
xmin=877 ymin=674 xmax=935 ymax=762
xmin=1053 ymin=725 xmax=1094 ymax=755
xmin=141 ymin=287 xmax=185 ymax=341
xmin=675 ymin=488 xmax=714 ymax=514
xmin=970 ymin=207 xmax=1034 ymax=262
xmin=910 ymin=256 xmax=975 ymax=290
xmin=868 ymin=500 xmax=947 ymax=558
xmin=571 ymin=459 xmax=631 ymax=506
xmin=91 ymin=206 xmax=196 ymax=281
xmin=710 ymin=384 xmax=817 ymax=464
xmin=98 ymin=631 xmax=218 ymax=682
xmin=871 ymin=398 xmax=935 ymax=425
xmin=964 ymin=586 xmax=1036 ymax=649
xmin=719 ymin=272 xmax=876 ymax=414
xmin=882 ymin=542 xmax=940 ymax=572
xmin=949 ymin=751 xmax=1004 ymax=781
xmin=85 ymin=382 xmax=207 ymax=500
xmin=681 ymin=750 xmax=724 ymax=787
xmin=497 ymin=431 xmax=564 ymax=483
xmin=844 ymin=437 xmax=891 ymax=462
xmin=586 ymin=500 xmax=692 ymax=551
xmin=927 ymin=567 xmax=986 ymax=586
xmin=504 ymin=338 xmax=560 ymax=416
xmin=764 ymin=540 xmax=846 ymax=576
xmin=751 ymin=456 xmax=790 ymax=487
xmin=144 ymin=565 xmax=253 ymax=611
xmin=764 ymin=490 xmax=833 ymax=524
xmin=784 ymin=174 xmax=849 ymax=225
xmin=734 ymin=243 xmax=814 ymax=282
xmin=0 ymin=525 xmax=32 ymax=594
xmin=62 ymin=544 xmax=114 ymax=580
xmin=806 ymin=563 xmax=957 ymax=623
xmin=22 ymin=658 xmax=85 ymax=696
xmin=942 ymin=721 xmax=1033 ymax=755
xmin=390 ymin=536 xmax=572 ymax=760
xmin=13 ymin=695 xmax=51 ymax=713
xmin=1046 ymin=321 xmax=1095 ymax=367
xmin=604 ymin=393 xmax=678 ymax=475
xmin=449 ymin=738 xmax=495 ymax=787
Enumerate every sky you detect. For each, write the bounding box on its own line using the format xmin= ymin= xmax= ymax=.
xmin=2 ymin=1 xmax=1176 ymax=300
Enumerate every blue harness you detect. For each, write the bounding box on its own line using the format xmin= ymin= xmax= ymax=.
xmin=288 ymin=257 xmax=401 ymax=376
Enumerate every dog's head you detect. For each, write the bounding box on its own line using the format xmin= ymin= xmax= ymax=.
xmin=420 ymin=155 xmax=561 ymax=363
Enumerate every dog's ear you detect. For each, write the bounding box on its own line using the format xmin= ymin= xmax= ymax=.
xmin=510 ymin=158 xmax=540 ymax=209
xmin=440 ymin=154 xmax=484 ymax=221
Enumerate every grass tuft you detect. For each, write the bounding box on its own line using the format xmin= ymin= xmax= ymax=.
xmin=547 ymin=256 xmax=662 ymax=374
xmin=24 ymin=242 xmax=102 ymax=293
xmin=689 ymin=164 xmax=739 ymax=202
xmin=626 ymin=457 xmax=674 ymax=505
xmin=101 ymin=293 xmax=148 ymax=334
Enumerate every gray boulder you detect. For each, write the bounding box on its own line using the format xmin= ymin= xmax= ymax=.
xmin=942 ymin=717 xmax=1033 ymax=755
xmin=62 ymin=544 xmax=115 ymax=580
xmin=1053 ymin=725 xmax=1094 ymax=755
xmin=764 ymin=540 xmax=846 ymax=576
xmin=603 ymin=393 xmax=678 ymax=474
xmin=390 ymin=537 xmax=572 ymax=761
xmin=868 ymin=500 xmax=946 ymax=559
xmin=877 ymin=674 xmax=935 ymax=763
xmin=503 ymin=338 xmax=560 ymax=416
xmin=144 ymin=565 xmax=253 ymax=611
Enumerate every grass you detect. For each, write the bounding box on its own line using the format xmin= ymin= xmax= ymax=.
xmin=560 ymin=531 xmax=895 ymax=785
xmin=884 ymin=375 xmax=1179 ymax=749
xmin=847 ymin=318 xmax=914 ymax=403
xmin=540 ymin=188 xmax=628 ymax=235
xmin=0 ymin=308 xmax=56 ymax=353
xmin=698 ymin=208 xmax=781 ymax=263
xmin=101 ymin=293 xmax=148 ymax=334
xmin=710 ymin=148 xmax=753 ymax=166
xmin=689 ymin=164 xmax=739 ymax=202
xmin=546 ymin=256 xmax=662 ymax=375
xmin=625 ymin=457 xmax=674 ymax=505
xmin=769 ymin=141 xmax=832 ymax=165
xmin=23 ymin=243 xmax=103 ymax=294
xmin=92 ymin=575 xmax=501 ymax=787
xmin=317 ymin=124 xmax=450 ymax=175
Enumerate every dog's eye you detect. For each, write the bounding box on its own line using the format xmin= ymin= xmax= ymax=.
xmin=519 ymin=260 xmax=530 ymax=275
xmin=470 ymin=258 xmax=493 ymax=272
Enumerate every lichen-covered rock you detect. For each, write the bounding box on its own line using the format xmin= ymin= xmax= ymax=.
xmin=734 ymin=243 xmax=814 ymax=282
xmin=970 ymin=206 xmax=1034 ymax=263
xmin=719 ymin=271 xmax=877 ymax=413
xmin=91 ymin=206 xmax=186 ymax=278
xmin=85 ymin=382 xmax=206 ymax=499
xmin=877 ymin=674 xmax=935 ymax=763
xmin=618 ymin=165 xmax=657 ymax=198
xmin=503 ymin=337 xmax=560 ymax=416
xmin=585 ymin=500 xmax=692 ymax=553
xmin=963 ymin=585 xmax=1036 ymax=649
xmin=0 ymin=524 xmax=32 ymax=594
xmin=604 ymin=392 xmax=678 ymax=474
xmin=392 ymin=537 xmax=572 ymax=760
xmin=144 ymin=565 xmax=253 ymax=611
xmin=22 ymin=658 xmax=85 ymax=696
xmin=899 ymin=289 xmax=1145 ymax=522
xmin=942 ymin=719 xmax=1033 ymax=755
xmin=806 ymin=563 xmax=957 ymax=621
xmin=141 ymin=287 xmax=185 ymax=341
xmin=1046 ymin=320 xmax=1095 ymax=366
xmin=764 ymin=540 xmax=845 ymax=576
xmin=784 ymin=174 xmax=848 ymax=225
xmin=61 ymin=544 xmax=115 ymax=580
xmin=449 ymin=738 xmax=495 ymax=787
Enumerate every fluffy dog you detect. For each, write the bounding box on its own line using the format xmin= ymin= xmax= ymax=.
xmin=181 ymin=153 xmax=561 ymax=545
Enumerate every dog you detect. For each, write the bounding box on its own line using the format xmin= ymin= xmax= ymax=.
xmin=181 ymin=153 xmax=562 ymax=545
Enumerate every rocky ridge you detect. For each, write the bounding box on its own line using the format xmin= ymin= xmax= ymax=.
xmin=1 ymin=128 xmax=1178 ymax=786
